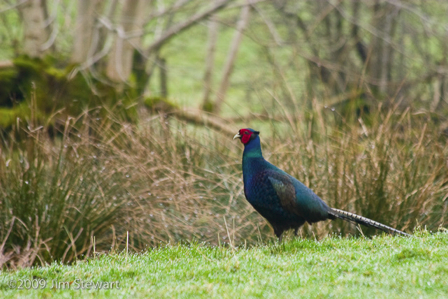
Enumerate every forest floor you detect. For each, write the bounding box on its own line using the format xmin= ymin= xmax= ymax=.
xmin=1 ymin=232 xmax=447 ymax=298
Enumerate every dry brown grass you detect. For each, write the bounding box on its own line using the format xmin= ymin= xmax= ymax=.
xmin=0 ymin=106 xmax=447 ymax=269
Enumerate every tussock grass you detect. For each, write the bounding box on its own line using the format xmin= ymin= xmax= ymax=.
xmin=268 ymin=107 xmax=448 ymax=237
xmin=0 ymin=105 xmax=447 ymax=268
xmin=0 ymin=117 xmax=131 ymax=268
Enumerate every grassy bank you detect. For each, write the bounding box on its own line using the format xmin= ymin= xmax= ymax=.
xmin=0 ymin=232 xmax=447 ymax=298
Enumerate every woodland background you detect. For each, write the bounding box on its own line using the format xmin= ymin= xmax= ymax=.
xmin=0 ymin=0 xmax=447 ymax=268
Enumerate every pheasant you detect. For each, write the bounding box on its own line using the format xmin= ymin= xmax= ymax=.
xmin=234 ymin=128 xmax=410 ymax=240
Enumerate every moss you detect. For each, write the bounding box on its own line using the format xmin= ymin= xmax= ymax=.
xmin=0 ymin=67 xmax=19 ymax=106
xmin=0 ymin=102 xmax=30 ymax=128
xmin=202 ymin=101 xmax=214 ymax=113
xmin=13 ymin=56 xmax=44 ymax=73
xmin=0 ymin=55 xmax=144 ymax=130
xmin=0 ymin=101 xmax=51 ymax=129
xmin=144 ymin=97 xmax=178 ymax=112
xmin=11 ymin=56 xmax=100 ymax=113
xmin=0 ymin=56 xmax=110 ymax=121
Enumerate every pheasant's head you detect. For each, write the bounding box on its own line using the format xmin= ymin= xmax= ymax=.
xmin=233 ymin=128 xmax=260 ymax=145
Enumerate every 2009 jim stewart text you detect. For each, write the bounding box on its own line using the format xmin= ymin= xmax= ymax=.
xmin=8 ymin=279 xmax=121 ymax=290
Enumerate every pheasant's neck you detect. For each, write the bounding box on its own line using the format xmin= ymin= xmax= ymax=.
xmin=242 ymin=137 xmax=263 ymax=159
xmin=242 ymin=138 xmax=264 ymax=182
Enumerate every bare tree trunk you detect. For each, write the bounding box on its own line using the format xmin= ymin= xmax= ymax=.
xmin=368 ymin=2 xmax=399 ymax=95
xmin=213 ymin=2 xmax=251 ymax=114
xmin=351 ymin=0 xmax=367 ymax=64
xmin=106 ymin=0 xmax=148 ymax=82
xmin=159 ymin=57 xmax=168 ymax=98
xmin=430 ymin=76 xmax=442 ymax=112
xmin=202 ymin=11 xmax=219 ymax=110
xmin=131 ymin=0 xmax=229 ymax=95
xmin=379 ymin=7 xmax=398 ymax=95
xmin=18 ymin=0 xmax=48 ymax=58
xmin=92 ymin=0 xmax=119 ymax=69
xmin=71 ymin=0 xmax=104 ymax=64
xmin=134 ymin=0 xmax=168 ymax=97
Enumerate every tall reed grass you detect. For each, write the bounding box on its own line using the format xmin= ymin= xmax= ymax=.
xmin=0 ymin=106 xmax=447 ymax=268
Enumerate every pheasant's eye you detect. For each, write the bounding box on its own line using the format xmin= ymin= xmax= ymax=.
xmin=244 ymin=131 xmax=249 ymax=135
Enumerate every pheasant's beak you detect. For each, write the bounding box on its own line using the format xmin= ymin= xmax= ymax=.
xmin=233 ymin=133 xmax=241 ymax=140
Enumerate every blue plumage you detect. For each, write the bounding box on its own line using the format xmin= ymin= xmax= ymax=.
xmin=234 ymin=128 xmax=410 ymax=239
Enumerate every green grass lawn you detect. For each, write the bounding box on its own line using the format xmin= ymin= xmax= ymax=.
xmin=1 ymin=232 xmax=447 ymax=298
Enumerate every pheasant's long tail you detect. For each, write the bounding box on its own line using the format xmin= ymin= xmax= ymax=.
xmin=329 ymin=208 xmax=411 ymax=237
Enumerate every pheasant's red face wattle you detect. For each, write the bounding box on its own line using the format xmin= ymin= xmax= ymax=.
xmin=239 ymin=129 xmax=252 ymax=144
xmin=233 ymin=128 xmax=260 ymax=145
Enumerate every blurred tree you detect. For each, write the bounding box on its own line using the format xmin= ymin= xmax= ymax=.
xmin=71 ymin=0 xmax=105 ymax=64
xmin=213 ymin=1 xmax=251 ymax=113
xmin=0 ymin=0 xmax=447 ymax=123
xmin=272 ymin=0 xmax=447 ymax=106
xmin=106 ymin=0 xmax=148 ymax=82
xmin=202 ymin=2 xmax=219 ymax=111
xmin=0 ymin=0 xmax=233 ymax=129
xmin=18 ymin=0 xmax=49 ymax=58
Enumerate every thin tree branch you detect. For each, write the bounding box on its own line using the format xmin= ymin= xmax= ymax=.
xmin=144 ymin=0 xmax=231 ymax=55
xmin=213 ymin=1 xmax=251 ymax=113
xmin=0 ymin=0 xmax=28 ymax=14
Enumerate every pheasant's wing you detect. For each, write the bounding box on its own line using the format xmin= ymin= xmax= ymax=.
xmin=267 ymin=171 xmax=304 ymax=218
xmin=267 ymin=170 xmax=330 ymax=223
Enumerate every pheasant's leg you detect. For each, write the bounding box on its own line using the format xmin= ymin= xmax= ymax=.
xmin=274 ymin=228 xmax=283 ymax=242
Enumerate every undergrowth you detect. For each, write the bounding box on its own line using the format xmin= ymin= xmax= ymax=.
xmin=0 ymin=105 xmax=447 ymax=268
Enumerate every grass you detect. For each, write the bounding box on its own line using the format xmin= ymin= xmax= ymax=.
xmin=0 ymin=231 xmax=447 ymax=298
